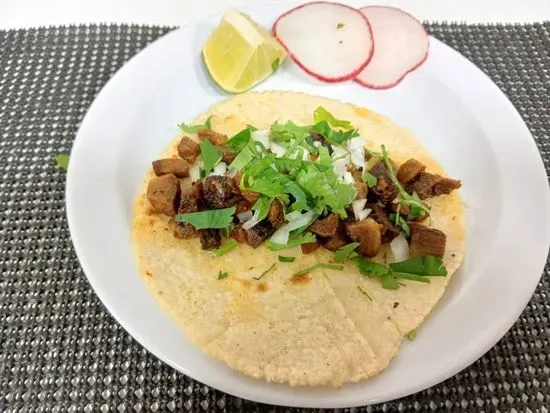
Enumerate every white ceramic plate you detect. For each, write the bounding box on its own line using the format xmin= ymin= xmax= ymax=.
xmin=66 ymin=1 xmax=550 ymax=408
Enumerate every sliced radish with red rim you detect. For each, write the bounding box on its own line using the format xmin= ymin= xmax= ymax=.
xmin=273 ymin=1 xmax=374 ymax=83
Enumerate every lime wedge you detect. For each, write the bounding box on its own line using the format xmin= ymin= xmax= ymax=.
xmin=202 ymin=10 xmax=287 ymax=93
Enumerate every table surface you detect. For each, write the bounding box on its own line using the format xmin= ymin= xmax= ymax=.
xmin=1 ymin=0 xmax=550 ymax=29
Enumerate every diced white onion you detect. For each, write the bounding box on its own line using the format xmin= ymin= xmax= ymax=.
xmin=270 ymin=142 xmax=286 ymax=157
xmin=252 ymin=129 xmax=270 ymax=148
xmin=391 ymin=234 xmax=410 ymax=262
xmin=242 ymin=210 xmax=261 ymax=230
xmin=271 ymin=211 xmax=314 ymax=245
xmin=313 ymin=141 xmax=322 ymax=148
xmin=331 ymin=145 xmax=349 ymax=160
xmin=189 ymin=163 xmax=202 ymax=182
xmin=352 ymin=199 xmax=367 ymax=220
xmin=302 ymin=150 xmax=310 ymax=161
xmin=357 ymin=208 xmax=372 ymax=221
xmin=348 ymin=137 xmax=366 ymax=169
xmin=237 ymin=210 xmax=253 ymax=223
xmin=333 ymin=157 xmax=349 ymax=178
xmin=227 ymin=167 xmax=239 ymax=178
xmin=210 ymin=161 xmax=227 ymax=176
xmin=343 ymin=171 xmax=355 ymax=184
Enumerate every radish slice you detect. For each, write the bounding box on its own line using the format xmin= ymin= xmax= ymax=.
xmin=355 ymin=6 xmax=429 ymax=89
xmin=273 ymin=2 xmax=374 ymax=82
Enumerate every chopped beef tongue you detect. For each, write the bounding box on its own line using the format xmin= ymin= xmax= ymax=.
xmin=177 ymin=137 xmax=200 ymax=164
xmin=147 ymin=174 xmax=180 ymax=216
xmin=323 ymin=221 xmax=350 ymax=251
xmin=369 ymin=162 xmax=399 ymax=205
xmin=345 ymin=218 xmax=383 ymax=257
xmin=197 ymin=129 xmax=228 ymax=145
xmin=218 ymin=145 xmax=237 ymax=164
xmin=301 ymin=241 xmax=321 ymax=254
xmin=354 ymin=181 xmax=368 ymax=199
xmin=178 ymin=181 xmax=202 ymax=213
xmin=309 ymin=213 xmax=339 ymax=237
xmin=369 ymin=204 xmax=401 ymax=243
xmin=268 ymin=200 xmax=285 ymax=229
xmin=200 ymin=229 xmax=221 ymax=250
xmin=409 ymin=223 xmax=446 ymax=257
xmin=235 ymin=200 xmax=252 ymax=214
xmin=397 ymin=158 xmax=426 ymax=184
xmin=241 ymin=189 xmax=260 ymax=204
xmin=152 ymin=158 xmax=190 ymax=178
xmin=169 ymin=219 xmax=198 ymax=239
xmin=245 ymin=220 xmax=275 ymax=248
xmin=406 ymin=172 xmax=461 ymax=199
xmin=231 ymin=224 xmax=248 ymax=244
xmin=202 ymin=175 xmax=238 ymax=209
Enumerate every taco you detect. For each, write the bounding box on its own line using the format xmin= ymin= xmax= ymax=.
xmin=132 ymin=91 xmax=465 ymax=387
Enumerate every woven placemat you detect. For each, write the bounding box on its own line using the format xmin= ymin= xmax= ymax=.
xmin=0 ymin=22 xmax=549 ymax=412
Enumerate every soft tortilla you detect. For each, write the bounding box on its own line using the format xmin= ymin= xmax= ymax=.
xmin=132 ymin=91 xmax=465 ymax=386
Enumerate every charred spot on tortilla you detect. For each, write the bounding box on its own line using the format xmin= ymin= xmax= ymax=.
xmin=256 ymin=282 xmax=268 ymax=292
xmin=290 ymin=274 xmax=311 ymax=285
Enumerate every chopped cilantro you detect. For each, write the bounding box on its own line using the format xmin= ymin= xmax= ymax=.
xmin=176 ymin=206 xmax=236 ymax=229
xmin=389 ymin=255 xmax=448 ymax=276
xmin=211 ymin=240 xmax=238 ymax=257
xmin=311 ymin=120 xmax=359 ymax=145
xmin=271 ymin=58 xmax=281 ymax=72
xmin=178 ymin=115 xmax=213 ymax=133
xmin=357 ymin=285 xmax=373 ymax=301
xmin=278 ymin=255 xmax=295 ymax=263
xmin=313 ymin=107 xmax=352 ymax=129
xmin=294 ymin=263 xmax=344 ymax=276
xmin=54 ymin=153 xmax=69 ymax=172
xmin=362 ymin=171 xmax=378 ymax=188
xmin=229 ymin=137 xmax=259 ymax=171
xmin=217 ymin=270 xmax=229 ymax=280
xmin=390 ymin=212 xmax=411 ymax=237
xmin=271 ymin=120 xmax=311 ymax=143
xmin=199 ymin=138 xmax=222 ymax=172
xmin=337 ymin=23 xmax=344 ymax=29
xmin=407 ymin=329 xmax=417 ymax=341
xmin=253 ymin=263 xmax=276 ymax=280
xmin=220 ymin=224 xmax=233 ymax=238
xmin=251 ymin=195 xmax=274 ymax=221
xmin=334 ymin=242 xmax=360 ymax=262
xmin=268 ymin=232 xmax=316 ymax=251
xmin=226 ymin=128 xmax=251 ymax=152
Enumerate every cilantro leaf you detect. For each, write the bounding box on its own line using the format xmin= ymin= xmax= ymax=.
xmin=271 ymin=58 xmax=281 ymax=72
xmin=389 ymin=213 xmax=411 ymax=237
xmin=392 ymin=273 xmax=431 ymax=283
xmin=229 ymin=138 xmax=258 ymax=171
xmin=199 ymin=138 xmax=222 ymax=172
xmin=357 ymin=285 xmax=373 ymax=301
xmin=278 ymin=255 xmax=295 ymax=263
xmin=271 ymin=120 xmax=311 ymax=143
xmin=313 ymin=106 xmax=352 ymax=129
xmin=176 ymin=206 xmax=236 ymax=229
xmin=362 ymin=171 xmax=378 ymax=188
xmin=285 ymin=181 xmax=309 ymax=211
xmin=356 ymin=258 xmax=400 ymax=290
xmin=217 ymin=270 xmax=229 ymax=280
xmin=311 ymin=120 xmax=359 ymax=145
xmin=294 ymin=263 xmax=344 ymax=276
xmin=54 ymin=153 xmax=69 ymax=172
xmin=389 ymin=255 xmax=448 ymax=276
xmin=334 ymin=242 xmax=360 ymax=262
xmin=178 ymin=115 xmax=213 ymax=133
xmin=253 ymin=263 xmax=276 ymax=280
xmin=211 ymin=240 xmax=238 ymax=257
xmin=268 ymin=232 xmax=316 ymax=251
xmin=252 ymin=195 xmax=274 ymax=221
xmin=226 ymin=128 xmax=251 ymax=152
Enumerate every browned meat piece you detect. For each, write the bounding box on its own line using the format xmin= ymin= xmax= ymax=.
xmin=178 ymin=181 xmax=202 ymax=213
xmin=241 ymin=189 xmax=260 ymax=204
xmin=369 ymin=204 xmax=400 ymax=243
xmin=235 ymin=200 xmax=252 ymax=214
xmin=268 ymin=200 xmax=285 ymax=229
xmin=433 ymin=177 xmax=461 ymax=196
xmin=345 ymin=218 xmax=383 ymax=257
xmin=218 ymin=145 xmax=237 ymax=164
xmin=177 ymin=136 xmax=200 ymax=164
xmin=232 ymin=170 xmax=243 ymax=187
xmin=406 ymin=172 xmax=461 ymax=199
xmin=301 ymin=241 xmax=321 ymax=254
xmin=397 ymin=159 xmax=426 ymax=184
xmin=355 ymin=181 xmax=368 ymax=199
xmin=309 ymin=213 xmax=339 ymax=237
xmin=231 ymin=224 xmax=247 ymax=243
xmin=369 ymin=162 xmax=399 ymax=205
xmin=169 ymin=218 xmax=198 ymax=239
xmin=147 ymin=174 xmax=180 ymax=216
xmin=199 ymin=229 xmax=221 ymax=250
xmin=198 ymin=129 xmax=228 ymax=145
xmin=202 ymin=175 xmax=238 ymax=209
xmin=152 ymin=158 xmax=190 ymax=178
xmin=409 ymin=224 xmax=446 ymax=257
xmin=323 ymin=221 xmax=350 ymax=251
xmin=244 ymin=220 xmax=275 ymax=248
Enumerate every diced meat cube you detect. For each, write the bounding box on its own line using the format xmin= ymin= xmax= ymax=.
xmin=406 ymin=172 xmax=441 ymax=199
xmin=409 ymin=224 xmax=446 ymax=257
xmin=235 ymin=200 xmax=252 ymax=214
xmin=301 ymin=241 xmax=320 ymax=254
xmin=369 ymin=162 xmax=399 ymax=205
xmin=397 ymin=159 xmax=426 ymax=184
xmin=177 ymin=136 xmax=200 ymax=164
xmin=268 ymin=200 xmax=285 ymax=229
xmin=147 ymin=174 xmax=180 ymax=216
xmin=202 ymin=175 xmax=238 ymax=209
xmin=354 ymin=181 xmax=368 ymax=199
xmin=323 ymin=221 xmax=350 ymax=251
xmin=198 ymin=129 xmax=228 ymax=145
xmin=178 ymin=181 xmax=202 ymax=213
xmin=169 ymin=218 xmax=198 ymax=239
xmin=241 ymin=189 xmax=260 ymax=204
xmin=231 ymin=224 xmax=247 ymax=243
xmin=218 ymin=145 xmax=237 ymax=164
xmin=199 ymin=229 xmax=221 ymax=250
xmin=152 ymin=158 xmax=190 ymax=178
xmin=345 ymin=218 xmax=383 ymax=257
xmin=433 ymin=177 xmax=461 ymax=196
xmin=232 ymin=171 xmax=243 ymax=188
xmin=244 ymin=220 xmax=275 ymax=248
xmin=309 ymin=213 xmax=339 ymax=237
xmin=369 ymin=204 xmax=400 ymax=243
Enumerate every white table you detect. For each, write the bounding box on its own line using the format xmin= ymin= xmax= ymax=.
xmin=1 ymin=0 xmax=549 ymax=29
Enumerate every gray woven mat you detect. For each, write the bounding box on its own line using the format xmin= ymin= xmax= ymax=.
xmin=0 ymin=22 xmax=549 ymax=413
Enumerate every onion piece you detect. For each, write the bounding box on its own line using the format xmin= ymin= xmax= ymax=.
xmin=357 ymin=208 xmax=372 ymax=221
xmin=189 ymin=162 xmax=202 ymax=182
xmin=270 ymin=142 xmax=286 ymax=157
xmin=242 ymin=210 xmax=261 ymax=230
xmin=210 ymin=161 xmax=227 ymax=176
xmin=252 ymin=129 xmax=270 ymax=148
xmin=352 ymin=199 xmax=367 ymax=220
xmin=237 ymin=210 xmax=253 ymax=223
xmin=271 ymin=211 xmax=314 ymax=245
xmin=391 ymin=233 xmax=410 ymax=262
xmin=348 ymin=137 xmax=366 ymax=169
xmin=343 ymin=171 xmax=355 ymax=184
